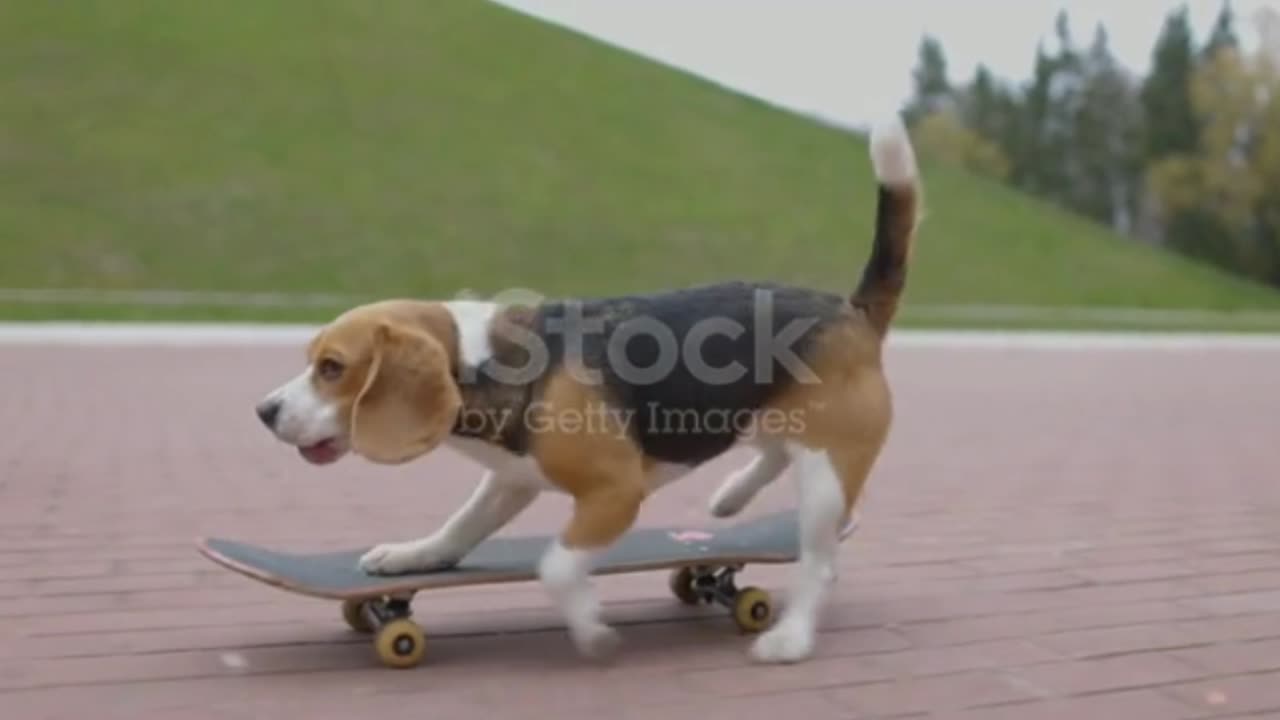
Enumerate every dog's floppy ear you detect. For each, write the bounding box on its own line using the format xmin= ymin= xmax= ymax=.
xmin=350 ymin=320 xmax=460 ymax=465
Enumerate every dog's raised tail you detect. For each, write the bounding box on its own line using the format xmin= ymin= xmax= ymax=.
xmin=853 ymin=115 xmax=921 ymax=336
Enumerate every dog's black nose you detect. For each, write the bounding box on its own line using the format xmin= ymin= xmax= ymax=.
xmin=255 ymin=400 xmax=281 ymax=429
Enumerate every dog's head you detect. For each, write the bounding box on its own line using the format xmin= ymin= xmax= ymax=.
xmin=254 ymin=301 xmax=462 ymax=466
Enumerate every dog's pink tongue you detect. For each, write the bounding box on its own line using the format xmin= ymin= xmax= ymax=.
xmin=299 ymin=441 xmax=341 ymax=465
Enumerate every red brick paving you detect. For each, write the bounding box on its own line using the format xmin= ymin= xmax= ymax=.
xmin=2 ymin=340 xmax=1278 ymax=718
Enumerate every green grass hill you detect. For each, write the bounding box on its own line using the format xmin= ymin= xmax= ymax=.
xmin=4 ymin=0 xmax=1280 ymax=329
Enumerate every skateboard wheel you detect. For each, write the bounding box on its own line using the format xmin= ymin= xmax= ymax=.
xmin=732 ymin=587 xmax=773 ymax=633
xmin=374 ymin=618 xmax=426 ymax=669
xmin=341 ymin=599 xmax=374 ymax=634
xmin=668 ymin=567 xmax=702 ymax=605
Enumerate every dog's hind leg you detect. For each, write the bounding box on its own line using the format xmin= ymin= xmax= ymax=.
xmin=750 ymin=441 xmax=878 ymax=663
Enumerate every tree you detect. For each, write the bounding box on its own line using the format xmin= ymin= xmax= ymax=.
xmin=1069 ymin=24 xmax=1144 ymax=231
xmin=905 ymin=35 xmax=952 ymax=126
xmin=1147 ymin=30 xmax=1280 ymax=282
xmin=1054 ymin=9 xmax=1074 ymax=52
xmin=1138 ymin=6 xmax=1210 ymax=249
xmin=913 ymin=109 xmax=1012 ymax=181
xmin=1141 ymin=7 xmax=1199 ymax=160
xmin=1248 ymin=6 xmax=1280 ymax=284
xmin=960 ymin=64 xmax=1000 ymax=137
xmin=1011 ymin=11 xmax=1083 ymax=204
xmin=1203 ymin=1 xmax=1240 ymax=60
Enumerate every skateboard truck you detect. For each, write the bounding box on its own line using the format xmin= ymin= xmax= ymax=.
xmin=340 ymin=593 xmax=427 ymax=669
xmin=667 ymin=563 xmax=774 ymax=633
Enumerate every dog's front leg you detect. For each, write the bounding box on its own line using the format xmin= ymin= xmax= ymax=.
xmin=708 ymin=441 xmax=791 ymax=517
xmin=359 ymin=471 xmax=539 ymax=575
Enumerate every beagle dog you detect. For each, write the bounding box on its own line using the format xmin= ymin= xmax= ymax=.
xmin=254 ymin=117 xmax=921 ymax=664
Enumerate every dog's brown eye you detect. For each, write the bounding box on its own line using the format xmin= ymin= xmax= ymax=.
xmin=317 ymin=358 xmax=344 ymax=381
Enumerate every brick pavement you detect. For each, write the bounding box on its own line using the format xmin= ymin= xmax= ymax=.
xmin=1 ymin=340 xmax=1278 ymax=719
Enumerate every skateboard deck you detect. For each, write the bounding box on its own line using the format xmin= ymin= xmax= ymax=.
xmin=196 ymin=510 xmax=857 ymax=669
xmin=198 ymin=510 xmax=806 ymax=599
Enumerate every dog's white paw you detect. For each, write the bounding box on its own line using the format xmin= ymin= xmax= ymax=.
xmin=750 ymin=619 xmax=816 ymax=664
xmin=358 ymin=540 xmax=459 ymax=575
xmin=571 ymin=622 xmax=622 ymax=660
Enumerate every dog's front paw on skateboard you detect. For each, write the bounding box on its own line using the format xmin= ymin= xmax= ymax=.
xmin=358 ymin=541 xmax=460 ymax=575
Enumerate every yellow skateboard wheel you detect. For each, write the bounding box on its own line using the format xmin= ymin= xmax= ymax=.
xmin=341 ymin=599 xmax=374 ymax=634
xmin=732 ymin=587 xmax=773 ymax=633
xmin=374 ymin=618 xmax=426 ymax=669
xmin=668 ymin=567 xmax=702 ymax=605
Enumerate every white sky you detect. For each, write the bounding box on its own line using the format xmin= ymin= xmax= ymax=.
xmin=493 ymin=0 xmax=1280 ymax=129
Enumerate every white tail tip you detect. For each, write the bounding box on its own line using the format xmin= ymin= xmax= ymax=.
xmin=870 ymin=115 xmax=917 ymax=186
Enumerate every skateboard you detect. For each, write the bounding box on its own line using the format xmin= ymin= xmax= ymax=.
xmin=197 ymin=510 xmax=857 ymax=669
